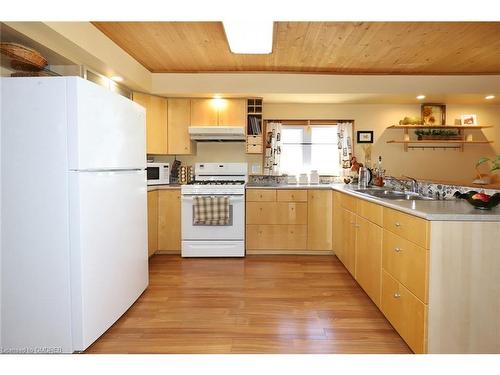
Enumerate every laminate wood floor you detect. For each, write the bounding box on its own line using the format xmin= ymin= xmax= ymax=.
xmin=86 ymin=255 xmax=411 ymax=354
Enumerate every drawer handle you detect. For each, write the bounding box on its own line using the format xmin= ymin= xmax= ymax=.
xmin=393 ymin=292 xmax=401 ymax=299
xmin=394 ymin=247 xmax=402 ymax=253
xmin=395 ymin=222 xmax=401 ymax=227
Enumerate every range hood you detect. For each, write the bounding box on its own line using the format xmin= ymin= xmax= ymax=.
xmin=188 ymin=126 xmax=246 ymax=141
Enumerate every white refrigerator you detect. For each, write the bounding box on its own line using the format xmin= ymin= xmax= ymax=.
xmin=0 ymin=77 xmax=148 ymax=353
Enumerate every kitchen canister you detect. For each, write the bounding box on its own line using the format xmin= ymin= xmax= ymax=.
xmin=309 ymin=170 xmax=319 ymax=184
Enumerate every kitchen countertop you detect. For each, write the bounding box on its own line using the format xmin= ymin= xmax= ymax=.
xmin=246 ymin=183 xmax=500 ymax=221
xmin=147 ymin=184 xmax=181 ymax=191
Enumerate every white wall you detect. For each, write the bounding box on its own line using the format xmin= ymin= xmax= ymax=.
xmin=264 ymin=103 xmax=500 ymax=184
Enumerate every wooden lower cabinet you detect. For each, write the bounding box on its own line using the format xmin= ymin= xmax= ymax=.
xmin=157 ymin=189 xmax=181 ymax=253
xmin=307 ymin=190 xmax=332 ymax=251
xmin=332 ymin=192 xmax=343 ymax=256
xmin=355 ymin=216 xmax=383 ymax=307
xmin=246 ymin=202 xmax=307 ymax=225
xmin=381 ymin=270 xmax=427 ymax=354
xmin=147 ymin=191 xmax=158 ymax=257
xmin=340 ymin=208 xmax=356 ymax=276
xmin=245 ymin=189 xmax=332 ymax=254
xmin=382 ymin=230 xmax=429 ymax=302
xmin=246 ymin=224 xmax=307 ymax=251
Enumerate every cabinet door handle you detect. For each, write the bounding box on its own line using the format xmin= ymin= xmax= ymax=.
xmin=395 ymin=222 xmax=401 ymax=227
xmin=393 ymin=292 xmax=401 ymax=299
xmin=394 ymin=247 xmax=402 ymax=253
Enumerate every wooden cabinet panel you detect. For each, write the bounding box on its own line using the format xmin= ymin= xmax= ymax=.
xmin=355 ymin=216 xmax=383 ymax=307
xmin=246 ymin=189 xmax=276 ymax=202
xmin=219 ymin=99 xmax=246 ymax=127
xmin=167 ymin=98 xmax=194 ymax=155
xmin=383 ymin=230 xmax=429 ymax=303
xmin=157 ymin=189 xmax=181 ymax=252
xmin=332 ymin=192 xmax=343 ymax=257
xmin=357 ymin=199 xmax=383 ymax=226
xmin=133 ymin=92 xmax=168 ymax=155
xmin=383 ymin=208 xmax=429 ymax=248
xmin=381 ymin=270 xmax=427 ymax=354
xmin=247 ymin=202 xmax=307 ymax=225
xmin=190 ymin=99 xmax=218 ymax=126
xmin=341 ymin=208 xmax=357 ymax=276
xmin=340 ymin=193 xmax=357 ymax=213
xmin=277 ymin=190 xmax=308 ymax=202
xmin=246 ymin=225 xmax=307 ymax=250
xmin=190 ymin=98 xmax=246 ymax=127
xmin=307 ymin=190 xmax=333 ymax=251
xmin=147 ymin=191 xmax=158 ymax=257
xmin=246 ymin=144 xmax=263 ymax=154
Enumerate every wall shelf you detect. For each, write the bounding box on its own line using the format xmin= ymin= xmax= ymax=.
xmin=387 ymin=124 xmax=494 ymax=152
xmin=387 ymin=125 xmax=492 ymax=129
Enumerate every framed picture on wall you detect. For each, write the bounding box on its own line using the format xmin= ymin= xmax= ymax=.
xmin=421 ymin=103 xmax=446 ymax=125
xmin=356 ymin=131 xmax=373 ymax=144
xmin=461 ymin=114 xmax=477 ymax=125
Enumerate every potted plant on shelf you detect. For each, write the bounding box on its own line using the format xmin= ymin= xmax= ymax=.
xmin=473 ymin=155 xmax=500 ymax=185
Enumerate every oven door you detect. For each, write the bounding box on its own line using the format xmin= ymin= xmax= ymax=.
xmin=181 ymin=194 xmax=244 ymax=240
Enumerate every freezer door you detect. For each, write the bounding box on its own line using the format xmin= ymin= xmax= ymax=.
xmin=69 ymin=170 xmax=148 ymax=351
xmin=67 ymin=77 xmax=146 ymax=171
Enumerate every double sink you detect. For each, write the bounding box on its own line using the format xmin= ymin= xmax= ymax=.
xmin=353 ymin=187 xmax=438 ymax=201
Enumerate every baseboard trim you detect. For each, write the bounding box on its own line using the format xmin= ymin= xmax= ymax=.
xmin=246 ymin=249 xmax=334 ymax=255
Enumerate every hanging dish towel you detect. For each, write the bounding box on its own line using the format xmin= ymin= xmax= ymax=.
xmin=193 ymin=196 xmax=230 ymax=225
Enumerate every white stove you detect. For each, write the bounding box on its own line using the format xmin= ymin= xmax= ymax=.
xmin=181 ymin=163 xmax=247 ymax=257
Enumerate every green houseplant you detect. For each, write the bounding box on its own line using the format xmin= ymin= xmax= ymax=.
xmin=474 ymin=155 xmax=500 ymax=184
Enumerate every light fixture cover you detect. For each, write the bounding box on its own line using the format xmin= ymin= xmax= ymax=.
xmin=223 ymin=20 xmax=273 ymax=54
xmin=485 ymin=95 xmax=495 ymax=100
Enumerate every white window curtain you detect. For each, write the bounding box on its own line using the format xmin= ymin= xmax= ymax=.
xmin=337 ymin=122 xmax=354 ymax=176
xmin=263 ymin=122 xmax=282 ymax=175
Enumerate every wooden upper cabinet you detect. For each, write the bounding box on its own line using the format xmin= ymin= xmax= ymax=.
xmin=307 ymin=190 xmax=333 ymax=251
xmin=190 ymin=98 xmax=246 ymax=127
xmin=190 ymin=99 xmax=218 ymax=126
xmin=133 ymin=92 xmax=168 ymax=155
xmin=219 ymin=99 xmax=246 ymax=127
xmin=168 ymin=98 xmax=194 ymax=155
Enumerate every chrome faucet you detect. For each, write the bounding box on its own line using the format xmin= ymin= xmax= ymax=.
xmin=402 ymin=176 xmax=419 ymax=194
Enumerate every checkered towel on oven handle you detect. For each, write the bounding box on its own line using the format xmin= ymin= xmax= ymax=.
xmin=193 ymin=196 xmax=230 ymax=225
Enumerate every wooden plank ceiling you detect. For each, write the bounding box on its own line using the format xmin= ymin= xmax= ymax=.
xmin=92 ymin=22 xmax=500 ymax=74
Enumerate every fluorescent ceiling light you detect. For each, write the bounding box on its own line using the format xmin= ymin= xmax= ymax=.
xmin=416 ymin=95 xmax=426 ymax=100
xmin=223 ymin=20 xmax=273 ymax=54
xmin=485 ymin=95 xmax=495 ymax=100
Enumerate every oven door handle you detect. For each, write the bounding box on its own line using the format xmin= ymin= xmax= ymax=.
xmin=181 ymin=194 xmax=244 ymax=201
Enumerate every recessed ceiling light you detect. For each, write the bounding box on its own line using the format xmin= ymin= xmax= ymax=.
xmin=223 ymin=20 xmax=273 ymax=54
xmin=485 ymin=95 xmax=495 ymax=100
xmin=416 ymin=95 xmax=426 ymax=100
xmin=110 ymin=76 xmax=123 ymax=82
xmin=213 ymin=94 xmax=222 ymax=99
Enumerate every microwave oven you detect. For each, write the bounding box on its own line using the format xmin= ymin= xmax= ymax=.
xmin=147 ymin=162 xmax=170 ymax=185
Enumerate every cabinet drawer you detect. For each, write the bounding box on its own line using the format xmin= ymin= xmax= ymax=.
xmin=246 ymin=202 xmax=307 ymax=225
xmin=383 ymin=208 xmax=429 ymax=248
xmin=247 ymin=135 xmax=262 ymax=144
xmin=383 ymin=230 xmax=428 ymax=303
xmin=246 ymin=225 xmax=307 ymax=250
xmin=340 ymin=193 xmax=357 ymax=212
xmin=277 ymin=190 xmax=308 ymax=202
xmin=246 ymin=144 xmax=263 ymax=153
xmin=381 ymin=270 xmax=427 ymax=354
xmin=246 ymin=189 xmax=276 ymax=202
xmin=356 ymin=199 xmax=383 ymax=226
